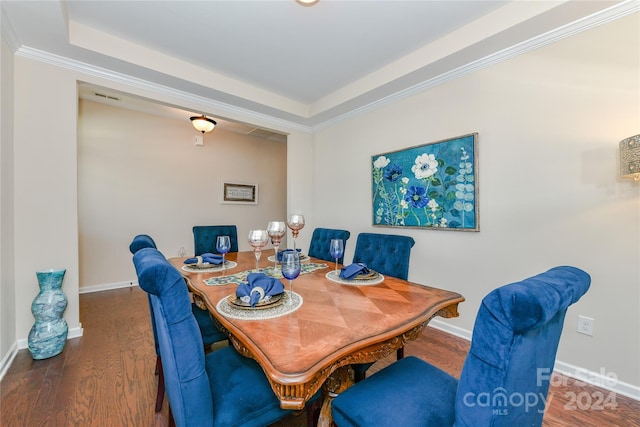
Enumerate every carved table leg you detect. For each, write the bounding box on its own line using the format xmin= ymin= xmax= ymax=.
xmin=318 ymin=366 xmax=353 ymax=427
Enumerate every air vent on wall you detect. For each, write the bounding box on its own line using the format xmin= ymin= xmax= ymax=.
xmin=93 ymin=92 xmax=121 ymax=101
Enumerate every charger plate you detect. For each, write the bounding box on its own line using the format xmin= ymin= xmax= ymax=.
xmin=216 ymin=291 xmax=302 ymax=320
xmin=182 ymin=261 xmax=237 ymax=273
xmin=229 ymin=293 xmax=283 ymax=310
xmin=325 ymin=270 xmax=385 ymax=286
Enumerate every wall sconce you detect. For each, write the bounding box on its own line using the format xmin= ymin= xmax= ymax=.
xmin=190 ymin=114 xmax=216 ymax=134
xmin=620 ymin=134 xmax=640 ymax=181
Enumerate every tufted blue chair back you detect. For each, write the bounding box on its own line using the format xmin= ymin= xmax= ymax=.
xmin=454 ymin=266 xmax=591 ymax=426
xmin=352 ymin=233 xmax=415 ymax=280
xmin=134 ymin=248 xmax=214 ymax=426
xmin=129 ymin=234 xmax=157 ymax=254
xmin=308 ymin=228 xmax=351 ymax=263
xmin=193 ymin=225 xmax=239 ymax=255
xmin=129 ymin=234 xmax=160 ymax=357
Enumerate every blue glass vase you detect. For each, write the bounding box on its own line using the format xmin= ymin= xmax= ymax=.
xmin=28 ymin=268 xmax=68 ymax=360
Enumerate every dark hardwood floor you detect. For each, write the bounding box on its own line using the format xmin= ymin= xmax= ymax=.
xmin=1 ymin=286 xmax=638 ymax=426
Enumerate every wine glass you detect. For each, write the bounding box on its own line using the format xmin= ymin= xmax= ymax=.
xmin=216 ymin=235 xmax=231 ymax=269
xmin=248 ymin=230 xmax=269 ymax=271
xmin=286 ymin=214 xmax=305 ymax=251
xmin=267 ymin=221 xmax=286 ymax=269
xmin=281 ymin=251 xmax=301 ymax=306
xmin=329 ymin=239 xmax=344 ymax=276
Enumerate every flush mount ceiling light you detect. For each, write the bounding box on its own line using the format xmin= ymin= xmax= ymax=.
xmin=190 ymin=114 xmax=217 ymax=134
xmin=296 ymin=0 xmax=319 ymax=6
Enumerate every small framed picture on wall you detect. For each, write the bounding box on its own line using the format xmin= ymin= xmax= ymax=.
xmin=222 ymin=182 xmax=258 ymax=204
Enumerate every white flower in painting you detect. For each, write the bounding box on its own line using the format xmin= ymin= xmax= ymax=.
xmin=427 ymin=199 xmax=439 ymax=211
xmin=400 ymin=187 xmax=407 ymax=195
xmin=412 ymin=153 xmax=438 ymax=179
xmin=374 ymin=156 xmax=390 ymax=169
xmin=400 ymin=200 xmax=409 ymax=209
xmin=440 ymin=218 xmax=448 ymax=227
xmin=402 ymin=177 xmax=409 ymax=185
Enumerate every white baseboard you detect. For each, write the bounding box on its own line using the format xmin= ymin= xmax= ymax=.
xmin=16 ymin=325 xmax=84 ymax=350
xmin=79 ymin=280 xmax=138 ymax=294
xmin=427 ymin=319 xmax=640 ymax=401
xmin=0 ymin=342 xmax=18 ymax=382
xmin=2 ymin=325 xmax=84 ymax=382
xmin=429 ymin=318 xmax=473 ymax=341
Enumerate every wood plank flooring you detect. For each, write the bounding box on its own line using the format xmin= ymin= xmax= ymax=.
xmin=1 ymin=286 xmax=638 ymax=426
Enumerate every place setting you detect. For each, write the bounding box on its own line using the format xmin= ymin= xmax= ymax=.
xmin=181 ymin=236 xmax=237 ymax=273
xmin=216 ymin=251 xmax=304 ymax=320
xmin=325 ymin=239 xmax=384 ymax=285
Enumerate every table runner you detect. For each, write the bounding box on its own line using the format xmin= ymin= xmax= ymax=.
xmin=204 ymin=262 xmax=328 ymax=286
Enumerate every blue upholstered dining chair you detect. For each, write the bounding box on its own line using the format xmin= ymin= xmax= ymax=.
xmin=308 ymin=227 xmax=351 ymax=263
xmin=351 ymin=232 xmax=415 ymax=381
xmin=129 ymin=234 xmax=227 ymax=412
xmin=332 ymin=266 xmax=591 ymax=427
xmin=193 ymin=225 xmax=239 ymax=256
xmin=129 ymin=234 xmax=166 ymax=411
xmin=133 ymin=247 xmax=295 ymax=427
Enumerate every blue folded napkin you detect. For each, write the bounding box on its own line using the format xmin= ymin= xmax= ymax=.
xmin=184 ymin=253 xmax=224 ymax=265
xmin=277 ymin=248 xmax=302 ymax=262
xmin=340 ymin=263 xmax=370 ymax=280
xmin=236 ymin=273 xmax=285 ymax=307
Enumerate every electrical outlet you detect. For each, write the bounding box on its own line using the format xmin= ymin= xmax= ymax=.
xmin=577 ymin=315 xmax=594 ymax=336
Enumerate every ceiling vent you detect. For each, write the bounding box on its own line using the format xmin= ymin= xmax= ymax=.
xmin=93 ymin=92 xmax=121 ymax=101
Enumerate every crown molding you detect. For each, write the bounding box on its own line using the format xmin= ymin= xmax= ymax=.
xmin=312 ymin=1 xmax=640 ymax=132
xmin=9 ymin=1 xmax=638 ymax=134
xmin=15 ymin=46 xmax=312 ymax=135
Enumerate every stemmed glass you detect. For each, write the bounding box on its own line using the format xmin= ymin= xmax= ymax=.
xmin=248 ymin=230 xmax=269 ymax=271
xmin=267 ymin=221 xmax=286 ymax=269
xmin=216 ymin=235 xmax=231 ymax=269
xmin=286 ymin=214 xmax=305 ymax=251
xmin=281 ymin=251 xmax=301 ymax=306
xmin=329 ymin=239 xmax=344 ymax=276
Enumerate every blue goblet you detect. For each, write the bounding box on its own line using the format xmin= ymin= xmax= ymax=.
xmin=329 ymin=239 xmax=344 ymax=276
xmin=216 ymin=235 xmax=231 ymax=269
xmin=281 ymin=251 xmax=301 ymax=306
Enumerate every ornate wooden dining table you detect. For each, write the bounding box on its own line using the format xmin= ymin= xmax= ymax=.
xmin=169 ymin=251 xmax=464 ymax=426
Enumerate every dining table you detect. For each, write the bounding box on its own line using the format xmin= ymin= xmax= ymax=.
xmin=169 ymin=251 xmax=464 ymax=426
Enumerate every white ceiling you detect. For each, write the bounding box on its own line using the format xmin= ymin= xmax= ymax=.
xmin=1 ymin=0 xmax=635 ymax=135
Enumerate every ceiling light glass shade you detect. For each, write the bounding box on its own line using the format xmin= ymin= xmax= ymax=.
xmin=190 ymin=115 xmax=217 ymax=133
xmin=620 ymin=134 xmax=640 ymax=181
xmin=296 ymin=0 xmax=319 ymax=5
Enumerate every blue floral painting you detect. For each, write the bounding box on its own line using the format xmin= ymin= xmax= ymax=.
xmin=372 ymin=133 xmax=478 ymax=231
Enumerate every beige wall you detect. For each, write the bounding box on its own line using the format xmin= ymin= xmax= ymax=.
xmin=12 ymin=58 xmax=81 ymax=345
xmin=312 ymin=13 xmax=640 ymax=389
xmin=77 ymin=99 xmax=287 ymax=289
